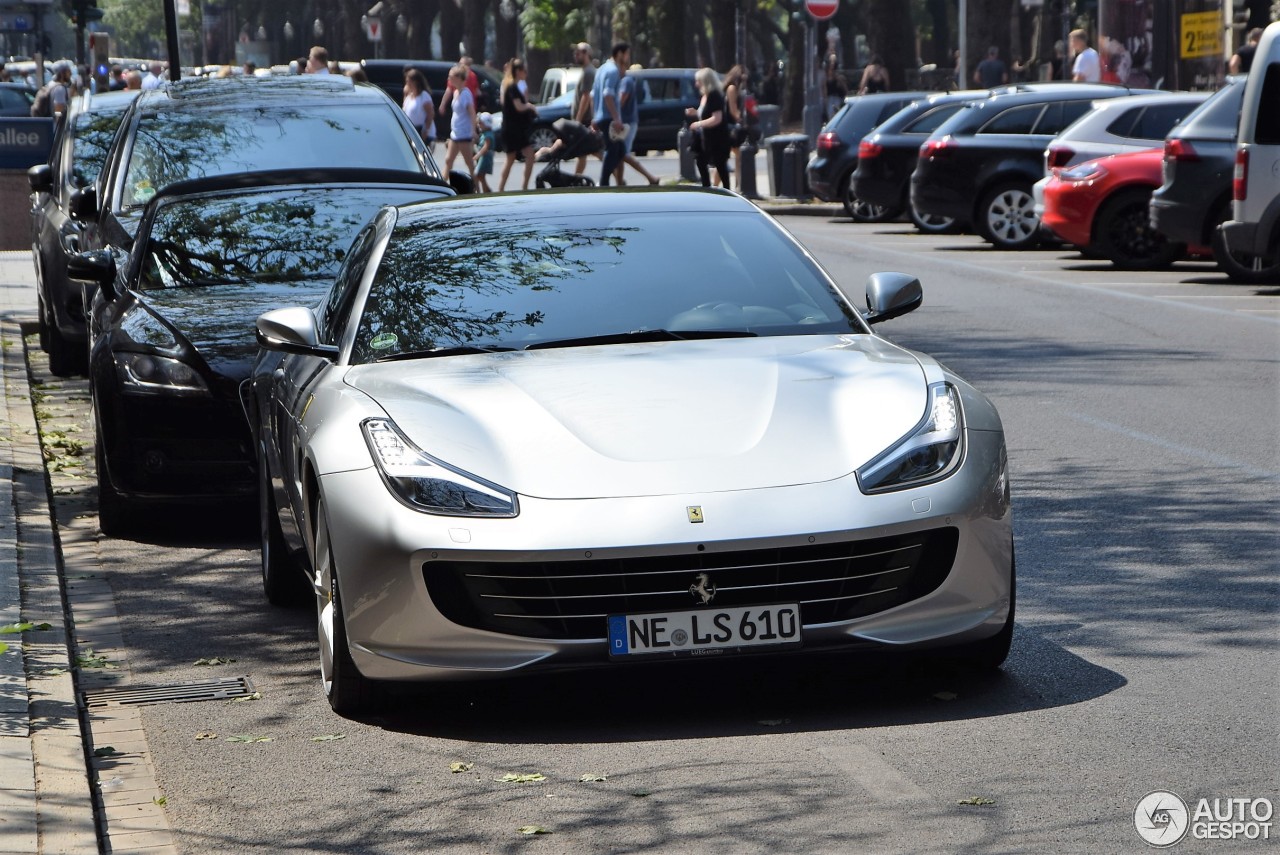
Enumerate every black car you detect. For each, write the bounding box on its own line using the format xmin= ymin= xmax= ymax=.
xmin=28 ymin=90 xmax=140 ymax=376
xmin=805 ymin=91 xmax=927 ymax=221
xmin=910 ymin=83 xmax=1150 ymax=249
xmin=72 ymin=170 xmax=454 ymax=534
xmin=850 ymin=90 xmax=989 ymax=233
xmin=526 ymin=67 xmax=704 ymax=154
xmin=1150 ymin=77 xmax=1279 ymax=283
xmin=74 ymin=75 xmax=443 ymax=260
xmin=360 ymin=58 xmax=502 ymax=140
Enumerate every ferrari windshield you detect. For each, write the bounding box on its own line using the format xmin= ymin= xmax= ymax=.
xmin=136 ymin=186 xmax=433 ymax=291
xmin=122 ymin=105 xmax=422 ymax=209
xmin=351 ymin=209 xmax=865 ymax=364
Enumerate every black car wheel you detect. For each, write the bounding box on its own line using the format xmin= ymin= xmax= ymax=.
xmin=977 ymin=181 xmax=1040 ymax=250
xmin=46 ymin=325 xmax=85 ymax=378
xmin=259 ymin=441 xmax=306 ymax=607
xmin=315 ymin=496 xmax=382 ymax=715
xmin=1211 ymin=203 xmax=1280 ymax=284
xmin=1095 ymin=189 xmax=1182 ymax=270
xmin=529 ymin=125 xmax=557 ymax=153
xmin=95 ymin=427 xmax=136 ymax=538
xmin=842 ymin=176 xmax=899 ymax=222
xmin=909 ymin=206 xmax=958 ymax=235
xmin=36 ymin=290 xmax=50 ymax=353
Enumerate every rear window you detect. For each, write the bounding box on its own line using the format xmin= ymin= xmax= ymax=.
xmin=122 ymin=103 xmax=422 ymax=209
xmin=1254 ymin=63 xmax=1280 ymax=145
xmin=1177 ymin=80 xmax=1246 ymax=138
xmin=875 ymin=99 xmax=911 ymax=124
xmin=904 ymin=103 xmax=964 ymax=134
xmin=979 ymin=104 xmax=1044 ymax=135
xmin=1107 ymin=103 xmax=1197 ymax=140
xmin=1035 ymin=100 xmax=1094 ymax=136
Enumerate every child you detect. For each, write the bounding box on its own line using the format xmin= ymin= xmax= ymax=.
xmin=441 ymin=65 xmax=476 ymax=180
xmin=475 ymin=112 xmax=496 ymax=192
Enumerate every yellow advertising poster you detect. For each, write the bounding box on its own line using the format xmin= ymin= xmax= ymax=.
xmin=1180 ymin=10 xmax=1222 ymax=59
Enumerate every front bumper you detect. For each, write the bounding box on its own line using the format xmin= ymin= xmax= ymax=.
xmin=319 ymin=429 xmax=1013 ymax=682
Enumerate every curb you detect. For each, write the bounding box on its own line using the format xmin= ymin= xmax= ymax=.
xmin=0 ymin=316 xmax=99 ymax=854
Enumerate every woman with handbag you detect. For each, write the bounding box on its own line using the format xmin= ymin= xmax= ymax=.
xmin=719 ymin=65 xmax=748 ymax=190
xmin=685 ymin=68 xmax=731 ymax=189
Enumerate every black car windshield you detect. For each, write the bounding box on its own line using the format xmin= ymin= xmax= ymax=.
xmin=136 ymin=186 xmax=434 ymax=291
xmin=72 ymin=107 xmax=130 ymax=189
xmin=122 ymin=105 xmax=421 ymax=208
xmin=351 ymin=209 xmax=865 ymax=364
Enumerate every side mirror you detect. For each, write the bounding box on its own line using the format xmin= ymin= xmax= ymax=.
xmin=256 ymin=307 xmax=339 ymax=358
xmin=69 ymin=186 xmax=98 ymax=221
xmin=67 ymin=250 xmax=117 ymax=300
xmin=863 ymin=272 xmax=923 ymax=324
xmin=448 ymin=169 xmax=475 ymax=195
xmin=27 ymin=164 xmax=52 ymax=194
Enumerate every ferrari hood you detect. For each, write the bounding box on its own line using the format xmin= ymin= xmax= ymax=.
xmin=344 ymin=335 xmax=929 ymax=499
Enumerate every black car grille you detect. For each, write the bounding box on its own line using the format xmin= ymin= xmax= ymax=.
xmin=425 ymin=527 xmax=958 ymax=640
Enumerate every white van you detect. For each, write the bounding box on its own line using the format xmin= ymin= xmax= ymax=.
xmin=537 ymin=66 xmax=582 ymax=105
xmin=1220 ymin=20 xmax=1280 ymax=274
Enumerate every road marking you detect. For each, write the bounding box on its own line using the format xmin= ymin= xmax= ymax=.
xmin=817 ymin=744 xmax=931 ymax=803
xmin=1153 ymin=294 xmax=1278 ymax=299
xmin=1067 ymin=411 xmax=1280 ymax=480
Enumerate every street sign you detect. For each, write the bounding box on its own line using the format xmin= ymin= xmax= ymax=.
xmin=806 ymin=0 xmax=838 ymax=21
xmin=1179 ymin=10 xmax=1221 ymax=60
xmin=365 ymin=17 xmax=382 ymax=42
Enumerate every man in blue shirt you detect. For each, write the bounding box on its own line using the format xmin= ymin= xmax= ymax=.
xmin=591 ymin=42 xmax=630 ymax=186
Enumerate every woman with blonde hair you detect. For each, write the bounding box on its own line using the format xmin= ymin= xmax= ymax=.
xmin=684 ymin=67 xmax=731 ymax=188
xmin=441 ymin=64 xmax=477 ymax=180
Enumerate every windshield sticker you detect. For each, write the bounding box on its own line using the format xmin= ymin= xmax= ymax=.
xmin=369 ymin=332 xmax=399 ymax=350
xmin=133 ymin=180 xmax=155 ymax=202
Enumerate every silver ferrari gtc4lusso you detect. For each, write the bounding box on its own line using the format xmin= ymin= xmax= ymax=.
xmin=250 ymin=187 xmax=1014 ymax=715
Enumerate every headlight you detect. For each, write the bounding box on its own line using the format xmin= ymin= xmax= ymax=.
xmin=361 ymin=418 xmax=519 ymax=517
xmin=1060 ymin=161 xmax=1106 ymax=182
xmin=857 ymin=382 xmax=963 ymax=493
xmin=114 ymin=353 xmax=209 ymax=396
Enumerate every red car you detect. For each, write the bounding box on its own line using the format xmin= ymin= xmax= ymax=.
xmin=1041 ymin=147 xmax=1210 ymax=269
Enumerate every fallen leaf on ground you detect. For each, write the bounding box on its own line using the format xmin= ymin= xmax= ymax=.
xmin=225 ymin=734 xmax=273 ymax=744
xmin=957 ymin=797 xmax=996 ymax=806
xmin=230 ymin=692 xmax=262 ymax=703
xmin=497 ymin=773 xmax=546 ymax=784
xmin=517 ymin=826 xmax=550 ymax=835
xmin=579 ymin=774 xmax=607 ymax=783
xmin=312 ymin=734 xmax=346 ymax=742
xmin=450 ymin=762 xmax=473 ymax=773
xmin=153 ymin=796 xmax=168 ymax=806
xmin=194 ymin=732 xmax=217 ymax=741
xmin=1 ymin=622 xmax=53 ymax=634
xmin=630 ymin=789 xmax=651 ymax=798
xmin=92 ymin=747 xmax=117 ymax=757
xmin=0 ymin=643 xmax=7 ymax=656
xmin=193 ymin=657 xmax=236 ymax=666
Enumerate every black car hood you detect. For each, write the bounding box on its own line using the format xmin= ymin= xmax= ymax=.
xmin=131 ymin=280 xmax=331 ymax=381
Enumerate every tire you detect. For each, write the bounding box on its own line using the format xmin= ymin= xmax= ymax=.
xmin=46 ymin=324 xmax=86 ymax=378
xmin=567 ymin=174 xmax=594 ymax=188
xmin=314 ymin=496 xmax=382 ymax=715
xmin=977 ymin=181 xmax=1041 ymax=250
xmin=528 ymin=125 xmax=557 ymax=153
xmin=259 ymin=441 xmax=307 ymax=607
xmin=842 ymin=175 xmax=899 ymax=222
xmin=36 ymin=291 xmax=50 ymax=353
xmin=909 ymin=205 xmax=958 ymax=234
xmin=1094 ymin=189 xmax=1182 ymax=270
xmin=95 ymin=431 xmax=136 ymax=538
xmin=1211 ymin=204 xmax=1280 ymax=284
xmin=949 ymin=550 xmax=1015 ymax=671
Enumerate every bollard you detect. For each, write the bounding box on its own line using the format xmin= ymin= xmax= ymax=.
xmin=738 ymin=137 xmax=759 ymax=199
xmin=676 ymin=127 xmax=698 ymax=182
xmin=781 ymin=141 xmax=799 ymax=199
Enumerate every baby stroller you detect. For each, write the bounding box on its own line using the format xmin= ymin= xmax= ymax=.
xmin=535 ymin=118 xmax=604 ymax=189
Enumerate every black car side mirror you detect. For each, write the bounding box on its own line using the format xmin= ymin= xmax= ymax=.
xmin=863 ymin=272 xmax=923 ymax=324
xmin=448 ymin=170 xmax=474 ymax=195
xmin=67 ymin=250 xmax=117 ymax=300
xmin=27 ymin=164 xmax=52 ymax=194
xmin=69 ymin=186 xmax=98 ymax=222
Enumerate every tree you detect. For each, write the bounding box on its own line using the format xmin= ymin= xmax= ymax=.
xmin=863 ymin=0 xmax=915 ymax=90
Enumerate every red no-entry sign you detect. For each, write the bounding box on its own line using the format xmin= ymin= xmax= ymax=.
xmin=806 ymin=0 xmax=839 ymax=20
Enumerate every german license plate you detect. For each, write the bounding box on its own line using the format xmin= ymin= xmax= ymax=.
xmin=607 ymin=603 xmax=801 ymax=658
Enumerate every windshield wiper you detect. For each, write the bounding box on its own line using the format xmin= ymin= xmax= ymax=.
xmin=524 ymin=329 xmax=757 ymax=351
xmin=374 ymin=345 xmax=515 ymax=362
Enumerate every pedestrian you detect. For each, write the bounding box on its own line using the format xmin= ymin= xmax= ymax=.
xmin=759 ymin=62 xmax=781 ymax=105
xmin=475 ymin=113 xmax=496 ymax=192
xmin=685 ymin=67 xmax=731 ymax=189
xmin=613 ymin=63 xmax=659 ymax=186
xmin=823 ymin=55 xmax=847 ymax=119
xmin=402 ymin=67 xmax=435 ymax=151
xmin=441 ymin=64 xmax=477 ymax=181
xmin=591 ymin=42 xmax=630 ymax=187
xmin=499 ymin=58 xmax=537 ymax=191
xmin=242 ymin=62 xmax=256 ymax=77
xmin=305 ymin=46 xmax=330 ymax=74
xmin=1069 ymin=30 xmax=1101 ymax=82
xmin=141 ymin=61 xmax=164 ymax=89
xmin=572 ymin=42 xmax=596 ymax=176
xmin=858 ymin=55 xmax=889 ymax=94
xmin=973 ymin=46 xmax=1008 ymax=88
xmin=108 ymin=64 xmax=126 ymax=90
xmin=1230 ymin=28 xmax=1264 ymax=75
xmin=124 ymin=70 xmax=142 ymax=90
xmin=719 ymin=64 xmax=750 ymax=190
xmin=459 ymin=55 xmax=481 ymax=107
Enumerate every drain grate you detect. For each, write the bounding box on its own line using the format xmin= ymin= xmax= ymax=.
xmin=83 ymin=676 xmax=256 ymax=708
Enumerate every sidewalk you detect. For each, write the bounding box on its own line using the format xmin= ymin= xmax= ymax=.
xmin=0 ymin=251 xmax=98 ymax=854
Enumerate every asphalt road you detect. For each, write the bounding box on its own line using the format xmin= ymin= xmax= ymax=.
xmin=31 ymin=218 xmax=1280 ymax=853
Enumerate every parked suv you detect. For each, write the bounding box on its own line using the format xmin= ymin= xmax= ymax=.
xmin=75 ymin=74 xmax=439 ymax=258
xmin=1221 ymin=21 xmax=1280 ymax=281
xmin=910 ymin=84 xmax=1150 ymax=249
xmin=806 ymin=91 xmax=927 ymax=220
xmin=851 ymin=89 xmax=989 ymax=232
xmin=361 ymin=58 xmax=502 ymax=139
xmin=1042 ymin=91 xmax=1208 ymax=170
